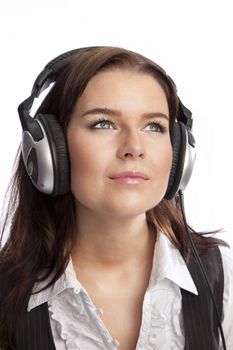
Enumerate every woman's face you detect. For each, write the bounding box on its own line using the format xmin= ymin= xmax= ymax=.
xmin=67 ymin=69 xmax=173 ymax=218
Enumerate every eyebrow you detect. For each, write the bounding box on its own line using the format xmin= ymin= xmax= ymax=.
xmin=80 ymin=107 xmax=169 ymax=120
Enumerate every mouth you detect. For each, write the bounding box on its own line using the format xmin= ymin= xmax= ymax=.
xmin=109 ymin=171 xmax=150 ymax=184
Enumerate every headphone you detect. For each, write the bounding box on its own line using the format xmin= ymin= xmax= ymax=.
xmin=18 ymin=47 xmax=196 ymax=199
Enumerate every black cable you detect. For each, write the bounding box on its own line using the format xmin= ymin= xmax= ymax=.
xmin=178 ymin=190 xmax=227 ymax=350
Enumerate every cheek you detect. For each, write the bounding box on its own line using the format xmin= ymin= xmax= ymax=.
xmin=67 ymin=132 xmax=110 ymax=199
xmin=150 ymin=140 xmax=173 ymax=197
xmin=153 ymin=140 xmax=173 ymax=175
xmin=67 ymin=138 xmax=96 ymax=204
xmin=68 ymin=136 xmax=95 ymax=179
xmin=146 ymin=142 xmax=173 ymax=208
xmin=164 ymin=148 xmax=173 ymax=185
xmin=165 ymin=144 xmax=173 ymax=174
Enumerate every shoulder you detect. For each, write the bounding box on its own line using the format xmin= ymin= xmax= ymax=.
xmin=218 ymin=245 xmax=233 ymax=300
xmin=219 ymin=245 xmax=233 ymax=274
xmin=0 ymin=262 xmax=10 ymax=312
xmin=219 ymin=245 xmax=233 ymax=296
xmin=218 ymin=245 xmax=233 ymax=347
xmin=0 ymin=262 xmax=14 ymax=305
xmin=0 ymin=261 xmax=10 ymax=289
xmin=0 ymin=261 xmax=18 ymax=301
xmin=201 ymin=244 xmax=233 ymax=289
xmin=186 ymin=245 xmax=225 ymax=294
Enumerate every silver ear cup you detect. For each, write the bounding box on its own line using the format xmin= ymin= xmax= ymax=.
xmin=34 ymin=114 xmax=70 ymax=196
xmin=165 ymin=123 xmax=196 ymax=199
xmin=178 ymin=129 xmax=196 ymax=192
xmin=22 ymin=120 xmax=54 ymax=194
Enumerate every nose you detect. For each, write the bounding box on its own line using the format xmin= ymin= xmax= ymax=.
xmin=116 ymin=129 xmax=145 ymax=160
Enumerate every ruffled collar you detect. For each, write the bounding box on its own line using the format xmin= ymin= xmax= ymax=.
xmin=28 ymin=231 xmax=197 ymax=312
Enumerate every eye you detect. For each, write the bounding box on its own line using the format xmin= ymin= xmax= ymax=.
xmin=90 ymin=119 xmax=114 ymax=129
xmin=143 ymin=122 xmax=166 ymax=133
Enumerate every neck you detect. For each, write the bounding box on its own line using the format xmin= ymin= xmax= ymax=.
xmin=71 ymin=206 xmax=156 ymax=270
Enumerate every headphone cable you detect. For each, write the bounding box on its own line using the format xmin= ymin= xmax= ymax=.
xmin=178 ymin=190 xmax=227 ymax=350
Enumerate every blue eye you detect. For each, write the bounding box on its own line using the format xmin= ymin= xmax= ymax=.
xmin=89 ymin=119 xmax=166 ymax=133
xmin=91 ymin=119 xmax=114 ymax=129
xmin=144 ymin=122 xmax=165 ymax=133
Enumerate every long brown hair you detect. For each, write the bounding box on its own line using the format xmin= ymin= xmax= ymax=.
xmin=0 ymin=46 xmax=226 ymax=349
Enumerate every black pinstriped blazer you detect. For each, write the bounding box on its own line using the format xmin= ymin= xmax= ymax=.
xmin=1 ymin=247 xmax=224 ymax=350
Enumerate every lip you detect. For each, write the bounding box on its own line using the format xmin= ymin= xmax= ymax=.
xmin=109 ymin=171 xmax=150 ymax=184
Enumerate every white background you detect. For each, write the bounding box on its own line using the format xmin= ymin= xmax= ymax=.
xmin=0 ymin=0 xmax=232 ymax=245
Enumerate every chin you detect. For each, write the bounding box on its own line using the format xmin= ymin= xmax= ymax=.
xmin=103 ymin=200 xmax=161 ymax=218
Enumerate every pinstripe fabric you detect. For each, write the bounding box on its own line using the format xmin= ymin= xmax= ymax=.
xmin=15 ymin=302 xmax=56 ymax=350
xmin=181 ymin=247 xmax=224 ymax=350
xmin=1 ymin=247 xmax=223 ymax=349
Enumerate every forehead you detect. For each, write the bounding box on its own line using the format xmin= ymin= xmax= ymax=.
xmin=74 ymin=69 xmax=169 ymax=116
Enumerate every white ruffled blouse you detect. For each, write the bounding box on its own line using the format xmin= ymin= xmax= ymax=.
xmin=28 ymin=232 xmax=233 ymax=349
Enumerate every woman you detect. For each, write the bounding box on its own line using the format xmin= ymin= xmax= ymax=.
xmin=0 ymin=46 xmax=232 ymax=350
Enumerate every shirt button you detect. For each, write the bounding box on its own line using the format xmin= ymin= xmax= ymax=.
xmin=74 ymin=287 xmax=80 ymax=294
